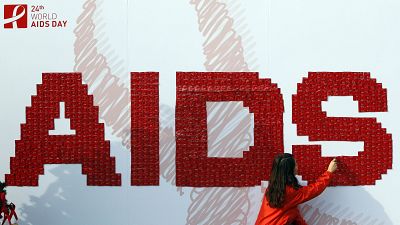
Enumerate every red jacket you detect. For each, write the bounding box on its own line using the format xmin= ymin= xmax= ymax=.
xmin=255 ymin=171 xmax=333 ymax=225
xmin=0 ymin=193 xmax=6 ymax=212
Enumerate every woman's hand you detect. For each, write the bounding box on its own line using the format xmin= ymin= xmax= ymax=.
xmin=327 ymin=158 xmax=338 ymax=173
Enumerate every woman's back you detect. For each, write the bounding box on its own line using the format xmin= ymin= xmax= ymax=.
xmin=255 ymin=154 xmax=337 ymax=225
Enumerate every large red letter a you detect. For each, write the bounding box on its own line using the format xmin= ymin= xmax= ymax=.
xmin=6 ymin=73 xmax=121 ymax=186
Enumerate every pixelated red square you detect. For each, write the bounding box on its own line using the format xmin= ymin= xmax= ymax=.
xmin=4 ymin=4 xmax=28 ymax=29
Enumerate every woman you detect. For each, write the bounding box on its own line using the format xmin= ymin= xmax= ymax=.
xmin=255 ymin=153 xmax=337 ymax=225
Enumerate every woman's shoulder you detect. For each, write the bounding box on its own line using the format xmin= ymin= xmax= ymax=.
xmin=285 ymin=185 xmax=302 ymax=194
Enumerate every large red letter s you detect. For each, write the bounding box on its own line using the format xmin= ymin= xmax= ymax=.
xmin=6 ymin=73 xmax=121 ymax=186
xmin=293 ymin=72 xmax=392 ymax=185
xmin=176 ymin=72 xmax=284 ymax=187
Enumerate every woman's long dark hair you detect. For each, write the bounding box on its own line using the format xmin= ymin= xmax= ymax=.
xmin=266 ymin=153 xmax=300 ymax=208
xmin=0 ymin=181 xmax=6 ymax=193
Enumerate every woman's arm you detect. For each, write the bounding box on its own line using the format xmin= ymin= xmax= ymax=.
xmin=290 ymin=158 xmax=337 ymax=205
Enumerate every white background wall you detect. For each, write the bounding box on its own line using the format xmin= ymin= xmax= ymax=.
xmin=1 ymin=0 xmax=399 ymax=224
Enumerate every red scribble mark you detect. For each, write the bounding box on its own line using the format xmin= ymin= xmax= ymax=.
xmin=300 ymin=202 xmax=384 ymax=225
xmin=73 ymin=0 xmax=257 ymax=224
xmin=207 ymin=101 xmax=253 ymax=158
xmin=187 ymin=187 xmax=251 ymax=225
xmin=187 ymin=0 xmax=256 ymax=223
xmin=74 ymin=0 xmax=131 ymax=150
xmin=74 ymin=0 xmax=181 ymax=192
